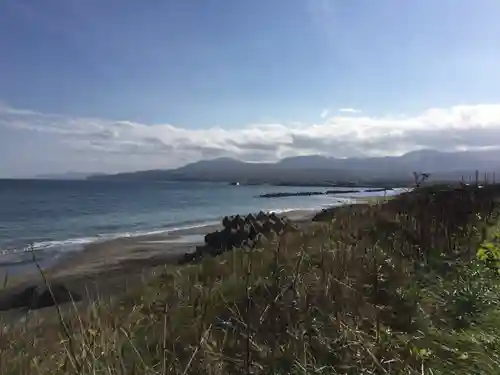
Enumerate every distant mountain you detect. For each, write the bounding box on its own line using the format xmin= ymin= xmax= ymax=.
xmin=87 ymin=149 xmax=500 ymax=186
xmin=37 ymin=172 xmax=101 ymax=180
xmin=278 ymin=155 xmax=333 ymax=169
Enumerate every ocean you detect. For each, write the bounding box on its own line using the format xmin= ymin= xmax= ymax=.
xmin=0 ymin=179 xmax=400 ymax=274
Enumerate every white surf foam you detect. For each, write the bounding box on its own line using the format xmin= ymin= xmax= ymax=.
xmin=0 ymin=219 xmax=221 ymax=256
xmin=1 ymin=198 xmax=373 ymax=257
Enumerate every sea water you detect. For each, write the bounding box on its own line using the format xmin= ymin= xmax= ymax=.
xmin=0 ymin=179 xmax=401 ymax=273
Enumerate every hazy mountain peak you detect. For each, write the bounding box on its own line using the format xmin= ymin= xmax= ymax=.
xmin=88 ymin=149 xmax=500 ymax=184
xmin=279 ymin=155 xmax=331 ymax=162
xmin=36 ymin=172 xmax=96 ymax=180
xmin=278 ymin=155 xmax=333 ymax=168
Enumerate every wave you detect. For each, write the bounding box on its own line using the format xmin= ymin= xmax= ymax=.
xmin=0 ymin=219 xmax=221 ymax=257
xmin=0 ymin=204 xmax=341 ymax=258
xmin=267 ymin=207 xmax=308 ymax=214
xmin=0 ymin=237 xmax=97 ymax=255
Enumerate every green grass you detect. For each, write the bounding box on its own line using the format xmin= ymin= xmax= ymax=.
xmin=2 ymin=184 xmax=500 ymax=374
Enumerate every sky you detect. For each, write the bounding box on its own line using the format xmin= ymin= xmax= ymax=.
xmin=1 ymin=0 xmax=500 ymax=177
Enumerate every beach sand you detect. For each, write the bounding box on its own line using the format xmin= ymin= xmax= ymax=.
xmin=0 ymin=209 xmax=316 ymax=316
xmin=49 ymin=209 xmax=315 ymax=278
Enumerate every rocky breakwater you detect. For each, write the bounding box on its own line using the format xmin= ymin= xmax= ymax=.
xmin=182 ymin=212 xmax=296 ymax=263
xmin=258 ymin=188 xmax=392 ymax=199
xmin=259 ymin=191 xmax=326 ymax=198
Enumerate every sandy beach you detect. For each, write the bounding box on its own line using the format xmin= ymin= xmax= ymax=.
xmin=48 ymin=209 xmax=315 ymax=278
xmin=0 ymin=209 xmax=316 ymax=315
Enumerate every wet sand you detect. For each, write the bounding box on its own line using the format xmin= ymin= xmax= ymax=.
xmin=0 ymin=209 xmax=316 ymax=316
xmin=47 ymin=209 xmax=315 ymax=279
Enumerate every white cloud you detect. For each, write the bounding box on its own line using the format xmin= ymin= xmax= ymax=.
xmin=338 ymin=108 xmax=360 ymax=114
xmin=2 ymin=103 xmax=500 ymax=175
xmin=320 ymin=108 xmax=330 ymax=119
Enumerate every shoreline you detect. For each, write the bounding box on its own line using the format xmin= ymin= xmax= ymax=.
xmin=0 ymin=207 xmax=319 ymax=254
xmin=0 ymin=207 xmax=319 ymax=274
xmin=0 ymin=187 xmax=399 ymax=283
xmin=1 ymin=191 xmax=393 ymax=282
xmin=0 ymin=208 xmax=319 ymax=309
xmin=0 ymin=188 xmax=399 ymax=317
xmin=1 ymin=188 xmax=401 ymax=271
xmin=0 ymin=194 xmax=396 ymax=317
xmin=47 ymin=208 xmax=317 ymax=279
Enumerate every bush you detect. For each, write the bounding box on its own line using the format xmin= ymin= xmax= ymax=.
xmin=477 ymin=234 xmax=500 ymax=272
xmin=438 ymin=264 xmax=500 ymax=328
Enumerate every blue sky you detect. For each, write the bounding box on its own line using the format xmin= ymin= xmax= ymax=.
xmin=1 ymin=0 xmax=500 ymax=177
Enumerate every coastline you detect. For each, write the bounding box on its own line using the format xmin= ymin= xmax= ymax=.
xmin=0 ymin=186 xmax=397 ymax=318
xmin=4 ymin=182 xmax=500 ymax=372
xmin=0 ymin=208 xmax=316 ymax=276
xmin=47 ymin=208 xmax=316 ymax=279
xmin=0 ymin=186 xmax=401 ymax=278
xmin=0 ymin=208 xmax=318 ymax=314
xmin=0 ymin=192 xmax=389 ymax=284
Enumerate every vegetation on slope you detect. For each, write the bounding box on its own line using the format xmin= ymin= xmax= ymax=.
xmin=2 ymin=184 xmax=500 ymax=374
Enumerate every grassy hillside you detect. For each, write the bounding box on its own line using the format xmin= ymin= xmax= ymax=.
xmin=2 ymin=184 xmax=500 ymax=374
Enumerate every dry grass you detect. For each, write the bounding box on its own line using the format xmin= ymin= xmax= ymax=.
xmin=2 ymin=184 xmax=500 ymax=374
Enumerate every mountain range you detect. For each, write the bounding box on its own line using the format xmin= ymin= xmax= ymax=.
xmin=36 ymin=172 xmax=102 ymax=180
xmin=87 ymin=149 xmax=500 ymax=186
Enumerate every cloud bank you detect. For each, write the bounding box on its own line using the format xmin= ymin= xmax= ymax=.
xmin=1 ymin=103 xmax=500 ymax=175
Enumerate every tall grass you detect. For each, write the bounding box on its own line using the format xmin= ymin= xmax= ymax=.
xmin=2 ymin=184 xmax=500 ymax=374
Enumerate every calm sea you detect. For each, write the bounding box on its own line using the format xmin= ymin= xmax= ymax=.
xmin=0 ymin=179 xmax=399 ymax=273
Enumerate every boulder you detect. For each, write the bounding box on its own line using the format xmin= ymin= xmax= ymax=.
xmin=268 ymin=218 xmax=283 ymax=233
xmin=181 ymin=251 xmax=197 ymax=263
xmin=30 ymin=284 xmax=81 ymax=310
xmin=214 ymin=228 xmax=230 ymax=249
xmin=182 ymin=210 xmax=297 ymax=263
xmin=234 ymin=226 xmax=250 ymax=247
xmin=245 ymin=213 xmax=256 ymax=225
xmin=257 ymin=211 xmax=267 ymax=220
xmin=235 ymin=215 xmax=245 ymax=229
xmin=223 ymin=228 xmax=238 ymax=248
xmin=253 ymin=220 xmax=264 ymax=233
xmin=269 ymin=212 xmax=279 ymax=221
xmin=0 ymin=284 xmax=81 ymax=311
xmin=244 ymin=223 xmax=252 ymax=236
xmin=207 ymin=246 xmax=224 ymax=257
xmin=205 ymin=231 xmax=222 ymax=248
xmin=248 ymin=223 xmax=259 ymax=239
xmin=262 ymin=220 xmax=273 ymax=233
xmin=223 ymin=216 xmax=233 ymax=230
xmin=0 ymin=286 xmax=37 ymax=311
xmin=182 ymin=244 xmax=225 ymax=263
